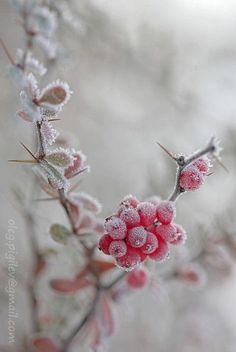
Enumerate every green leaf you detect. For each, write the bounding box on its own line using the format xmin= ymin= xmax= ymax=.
xmin=50 ymin=224 xmax=71 ymax=244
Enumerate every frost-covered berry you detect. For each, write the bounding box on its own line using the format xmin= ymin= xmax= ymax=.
xmin=170 ymin=224 xmax=187 ymax=245
xmin=192 ymin=157 xmax=210 ymax=175
xmin=120 ymin=195 xmax=139 ymax=208
xmin=99 ymin=234 xmax=113 ymax=255
xmin=149 ymin=236 xmax=169 ymax=262
xmin=119 ymin=207 xmax=140 ymax=228
xmin=127 ymin=226 xmax=147 ymax=248
xmin=126 ymin=268 xmax=149 ymax=289
xmin=104 ymin=217 xmax=127 ymax=240
xmin=141 ymin=232 xmax=158 ymax=254
xmin=176 ymin=263 xmax=207 ymax=288
xmin=156 ymin=201 xmax=176 ymax=225
xmin=179 ymin=165 xmax=204 ymax=191
xmin=137 ymin=202 xmax=156 ymax=227
xmin=156 ymin=224 xmax=177 ymax=243
xmin=109 ymin=240 xmax=127 ymax=258
xmin=116 ymin=246 xmax=141 ymax=271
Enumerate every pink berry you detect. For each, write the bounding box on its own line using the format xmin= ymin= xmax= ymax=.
xmin=127 ymin=226 xmax=147 ymax=248
xmin=170 ymin=224 xmax=187 ymax=245
xmin=104 ymin=217 xmax=127 ymax=239
xmin=119 ymin=207 xmax=140 ymax=228
xmin=137 ymin=202 xmax=156 ymax=227
xmin=149 ymin=236 xmax=169 ymax=262
xmin=116 ymin=246 xmax=141 ymax=271
xmin=156 ymin=224 xmax=177 ymax=242
xmin=120 ymin=194 xmax=139 ymax=208
xmin=141 ymin=232 xmax=158 ymax=254
xmin=156 ymin=201 xmax=176 ymax=225
xmin=192 ymin=157 xmax=210 ymax=175
xmin=99 ymin=234 xmax=113 ymax=255
xmin=126 ymin=268 xmax=149 ymax=289
xmin=179 ymin=165 xmax=204 ymax=191
xmin=109 ymin=240 xmax=127 ymax=258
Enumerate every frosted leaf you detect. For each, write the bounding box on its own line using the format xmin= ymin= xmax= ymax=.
xmin=16 ymin=110 xmax=33 ymax=122
xmin=64 ymin=150 xmax=87 ymax=179
xmin=15 ymin=49 xmax=47 ymax=76
xmin=30 ymin=6 xmax=58 ymax=37
xmin=45 ymin=148 xmax=74 ymax=168
xmin=41 ymin=119 xmax=59 ymax=147
xmin=39 ymin=160 xmax=69 ymax=190
xmin=34 ymin=35 xmax=57 ymax=60
xmin=33 ymin=166 xmax=59 ymax=197
xmin=8 ymin=65 xmax=27 ymax=87
xmin=23 ymin=72 xmax=39 ymax=99
xmin=71 ymin=192 xmax=102 ymax=214
xmin=77 ymin=211 xmax=96 ymax=234
xmin=19 ymin=90 xmax=41 ymax=122
xmin=38 ymin=80 xmax=73 ymax=110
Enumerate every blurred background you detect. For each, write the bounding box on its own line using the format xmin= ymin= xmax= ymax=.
xmin=1 ymin=0 xmax=236 ymax=351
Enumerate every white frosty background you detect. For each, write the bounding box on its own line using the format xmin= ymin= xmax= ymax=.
xmin=1 ymin=0 xmax=236 ymax=351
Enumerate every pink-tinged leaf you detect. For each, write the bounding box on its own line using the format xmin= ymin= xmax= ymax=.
xmin=77 ymin=211 xmax=95 ymax=234
xmin=38 ymin=80 xmax=72 ymax=108
xmin=89 ymin=318 xmax=102 ymax=349
xmin=71 ymin=192 xmax=102 ymax=213
xmin=92 ymin=260 xmax=116 ymax=274
xmin=50 ymin=277 xmax=92 ymax=293
xmin=96 ymin=292 xmax=114 ymax=338
xmin=17 ymin=110 xmax=33 ymax=122
xmin=64 ymin=151 xmax=86 ymax=179
xmin=31 ymin=337 xmax=59 ymax=352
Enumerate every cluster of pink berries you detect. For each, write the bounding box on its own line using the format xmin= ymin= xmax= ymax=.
xmin=99 ymin=195 xmax=187 ymax=271
xmin=179 ymin=157 xmax=210 ymax=192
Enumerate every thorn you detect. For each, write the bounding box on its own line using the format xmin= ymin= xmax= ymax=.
xmin=19 ymin=142 xmax=38 ymax=161
xmin=0 ymin=38 xmax=15 ymax=65
xmin=214 ymin=155 xmax=229 ymax=173
xmin=156 ymin=141 xmax=177 ymax=161
xmin=8 ymin=159 xmax=37 ymax=163
xmin=68 ymin=167 xmax=90 ymax=180
xmin=33 ymin=197 xmax=59 ymax=202
xmin=48 ymin=118 xmax=61 ymax=122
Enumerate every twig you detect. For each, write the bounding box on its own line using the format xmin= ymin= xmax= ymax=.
xmin=168 ymin=137 xmax=218 ymax=201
